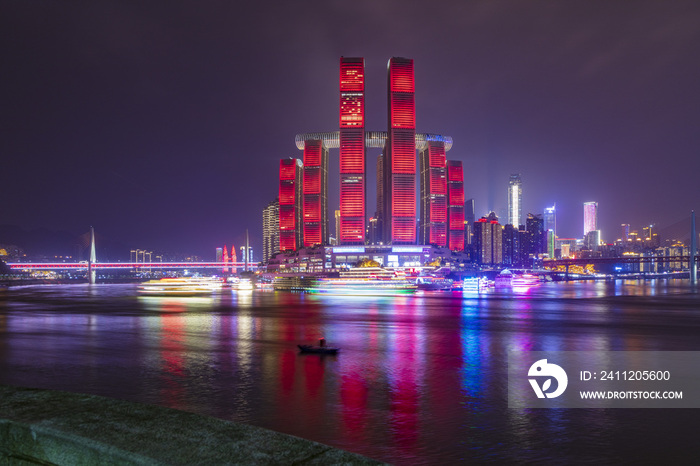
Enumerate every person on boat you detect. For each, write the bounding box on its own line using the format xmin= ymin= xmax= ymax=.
xmin=319 ymin=338 xmax=325 ymax=347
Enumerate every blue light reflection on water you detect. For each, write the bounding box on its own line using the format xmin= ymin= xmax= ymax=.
xmin=1 ymin=281 xmax=700 ymax=464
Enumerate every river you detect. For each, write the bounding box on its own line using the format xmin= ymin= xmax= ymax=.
xmin=0 ymin=281 xmax=699 ymax=464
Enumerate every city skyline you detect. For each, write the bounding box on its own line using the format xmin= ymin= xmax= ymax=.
xmin=2 ymin=2 xmax=699 ymax=257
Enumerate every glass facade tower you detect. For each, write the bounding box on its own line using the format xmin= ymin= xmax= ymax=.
xmin=279 ymin=158 xmax=303 ymax=251
xmin=507 ymin=174 xmax=522 ymax=227
xmin=583 ymin=201 xmax=598 ymax=237
xmin=447 ymin=160 xmax=465 ymax=252
xmin=339 ymin=57 xmax=366 ymax=244
xmin=384 ymin=57 xmax=416 ymax=244
xmin=302 ymin=139 xmax=329 ymax=247
xmin=419 ymin=140 xmax=447 ymax=247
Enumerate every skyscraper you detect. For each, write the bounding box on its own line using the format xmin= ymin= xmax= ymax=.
xmin=419 ymin=140 xmax=447 ymax=247
xmin=279 ymin=158 xmax=303 ymax=251
xmin=544 ymin=204 xmax=556 ymax=237
xmin=525 ymin=213 xmax=545 ymax=258
xmin=583 ymin=201 xmax=598 ymax=237
xmin=473 ymin=212 xmax=502 ymax=265
xmin=339 ymin=57 xmax=366 ymax=244
xmin=621 ymin=223 xmax=630 ymax=241
xmin=384 ymin=57 xmax=416 ymax=244
xmin=262 ymin=198 xmax=279 ymax=263
xmin=447 ymin=160 xmax=465 ymax=252
xmin=303 ymin=139 xmax=329 ymax=247
xmin=507 ymin=174 xmax=522 ymax=227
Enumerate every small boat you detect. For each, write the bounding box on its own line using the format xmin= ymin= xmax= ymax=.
xmin=298 ymin=338 xmax=340 ymax=354
xmin=297 ymin=344 xmax=340 ymax=354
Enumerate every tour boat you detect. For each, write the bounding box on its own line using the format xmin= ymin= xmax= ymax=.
xmin=307 ymin=267 xmax=417 ymax=295
xmin=138 ymin=277 xmax=223 ymax=296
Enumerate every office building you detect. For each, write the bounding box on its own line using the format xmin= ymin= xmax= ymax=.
xmin=583 ymin=201 xmax=598 ymax=237
xmin=291 ymin=57 xmax=454 ymax=247
xmin=419 ymin=140 xmax=447 ymax=247
xmin=279 ymin=158 xmax=303 ymax=251
xmin=302 ymin=139 xmax=329 ymax=247
xmin=384 ymin=57 xmax=416 ymax=244
xmin=525 ymin=213 xmax=545 ymax=258
xmin=544 ymin=204 xmax=556 ymax=237
xmin=447 ymin=160 xmax=465 ymax=252
xmin=262 ymin=199 xmax=279 ymax=263
xmin=507 ymin=174 xmax=522 ymax=227
xmin=339 ymin=57 xmax=366 ymax=244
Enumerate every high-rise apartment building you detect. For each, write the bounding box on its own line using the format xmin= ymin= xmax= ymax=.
xmin=473 ymin=212 xmax=502 ymax=265
xmin=507 ymin=174 xmax=522 ymax=227
xmin=262 ymin=199 xmax=279 ymax=263
xmin=339 ymin=57 xmax=366 ymax=244
xmin=447 ymin=160 xmax=464 ymax=252
xmin=419 ymin=140 xmax=447 ymax=247
xmin=303 ymin=139 xmax=329 ymax=247
xmin=583 ymin=201 xmax=598 ymax=237
xmin=464 ymin=198 xmax=475 ymax=246
xmin=279 ymin=158 xmax=303 ymax=251
xmin=384 ymin=57 xmax=416 ymax=244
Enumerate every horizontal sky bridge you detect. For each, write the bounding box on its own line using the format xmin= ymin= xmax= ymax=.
xmin=294 ymin=131 xmax=453 ymax=151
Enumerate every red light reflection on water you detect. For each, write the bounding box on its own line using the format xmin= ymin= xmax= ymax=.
xmin=158 ymin=300 xmax=186 ymax=409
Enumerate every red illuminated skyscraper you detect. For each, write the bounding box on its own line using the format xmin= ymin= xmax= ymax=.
xmin=303 ymin=139 xmax=329 ymax=247
xmin=419 ymin=140 xmax=447 ymax=247
xmin=447 ymin=160 xmax=465 ymax=252
xmin=339 ymin=57 xmax=366 ymax=244
xmin=279 ymin=158 xmax=303 ymax=251
xmin=384 ymin=57 xmax=416 ymax=244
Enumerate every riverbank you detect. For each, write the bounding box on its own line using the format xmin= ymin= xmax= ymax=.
xmin=0 ymin=385 xmax=381 ymax=465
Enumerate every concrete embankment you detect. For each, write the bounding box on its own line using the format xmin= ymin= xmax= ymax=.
xmin=0 ymin=385 xmax=382 ymax=465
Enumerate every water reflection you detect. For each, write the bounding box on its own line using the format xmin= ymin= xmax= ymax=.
xmin=1 ymin=282 xmax=700 ymax=463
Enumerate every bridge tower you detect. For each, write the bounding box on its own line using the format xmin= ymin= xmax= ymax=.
xmin=692 ymin=211 xmax=697 ymax=284
xmin=88 ymin=227 xmax=97 ymax=284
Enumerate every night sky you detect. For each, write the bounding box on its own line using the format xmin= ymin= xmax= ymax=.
xmin=3 ymin=1 xmax=699 ymax=259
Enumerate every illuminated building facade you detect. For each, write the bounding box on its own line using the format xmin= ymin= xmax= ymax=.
xmin=473 ymin=213 xmax=502 ymax=265
xmin=279 ymin=158 xmax=303 ymax=251
xmin=507 ymin=174 xmax=522 ymax=227
xmin=583 ymin=201 xmax=598 ymax=237
xmin=291 ymin=57 xmax=456 ymax=248
xmin=419 ymin=140 xmax=447 ymax=247
xmin=525 ymin=213 xmax=545 ymax=258
xmin=262 ymin=199 xmax=279 ymax=263
xmin=385 ymin=57 xmax=416 ymax=244
xmin=339 ymin=57 xmax=366 ymax=244
xmin=447 ymin=160 xmax=465 ymax=252
xmin=544 ymin=204 xmax=556 ymax=237
xmin=302 ymin=139 xmax=329 ymax=247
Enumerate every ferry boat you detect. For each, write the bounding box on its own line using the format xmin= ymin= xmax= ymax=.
xmin=415 ymin=276 xmax=454 ymax=291
xmin=308 ymin=267 xmax=417 ymax=295
xmin=138 ymin=277 xmax=224 ymax=296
